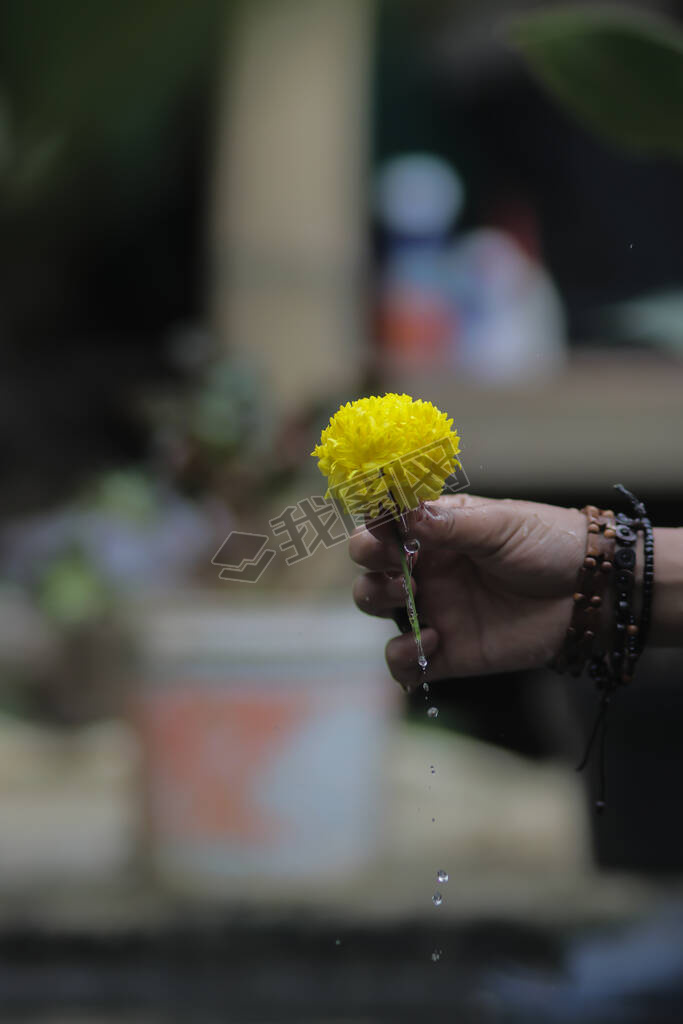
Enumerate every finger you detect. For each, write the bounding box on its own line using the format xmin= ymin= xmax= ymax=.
xmin=349 ymin=494 xmax=494 ymax=568
xmin=365 ymin=513 xmax=401 ymax=546
xmin=411 ymin=495 xmax=524 ymax=561
xmin=349 ymin=526 xmax=402 ymax=571
xmin=385 ymin=627 xmax=440 ymax=691
xmin=352 ymin=570 xmax=416 ymax=618
xmin=367 ymin=495 xmax=490 ymax=540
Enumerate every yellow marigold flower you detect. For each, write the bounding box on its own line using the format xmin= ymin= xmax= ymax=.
xmin=312 ymin=393 xmax=460 ymax=519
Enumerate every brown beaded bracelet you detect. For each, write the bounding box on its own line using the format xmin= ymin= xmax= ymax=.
xmin=551 ymin=505 xmax=617 ymax=677
xmin=555 ymin=489 xmax=653 ymax=813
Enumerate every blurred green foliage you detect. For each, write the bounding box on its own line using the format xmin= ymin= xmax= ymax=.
xmin=88 ymin=469 xmax=158 ymax=526
xmin=0 ymin=0 xmax=238 ymax=513
xmin=189 ymin=358 xmax=265 ymax=456
xmin=0 ymin=0 xmax=231 ymax=339
xmin=507 ymin=6 xmax=683 ymax=159
xmin=38 ymin=549 xmax=110 ymax=626
xmin=0 ymin=0 xmax=229 ymax=208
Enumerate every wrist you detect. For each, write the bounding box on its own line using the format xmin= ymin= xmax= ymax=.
xmin=649 ymin=528 xmax=683 ymax=646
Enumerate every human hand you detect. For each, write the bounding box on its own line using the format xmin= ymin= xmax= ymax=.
xmin=350 ymin=494 xmax=587 ymax=689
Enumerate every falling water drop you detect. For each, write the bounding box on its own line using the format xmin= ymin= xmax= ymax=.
xmin=427 ymin=707 xmax=439 ymax=719
xmin=432 ymin=892 xmax=443 ymax=907
xmin=431 ymin=949 xmax=442 ymax=962
xmin=403 ymin=538 xmax=420 ymax=576
xmin=399 ymin=542 xmax=427 ymax=671
xmin=430 ymin=765 xmax=436 ymax=774
xmin=436 ymin=870 xmax=449 ymax=884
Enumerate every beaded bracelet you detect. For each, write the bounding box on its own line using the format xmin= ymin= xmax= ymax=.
xmin=551 ymin=505 xmax=616 ymax=677
xmin=614 ymin=484 xmax=654 ymax=657
xmin=556 ymin=486 xmax=654 ymax=812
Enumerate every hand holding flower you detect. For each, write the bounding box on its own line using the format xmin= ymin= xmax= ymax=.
xmin=350 ymin=494 xmax=587 ymax=689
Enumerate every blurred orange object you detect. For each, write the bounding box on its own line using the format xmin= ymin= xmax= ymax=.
xmin=375 ymin=289 xmax=455 ymax=361
xmin=129 ymin=596 xmax=397 ymax=896
xmin=136 ymin=692 xmax=306 ymax=843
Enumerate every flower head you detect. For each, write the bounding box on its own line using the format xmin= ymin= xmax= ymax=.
xmin=312 ymin=393 xmax=460 ymax=519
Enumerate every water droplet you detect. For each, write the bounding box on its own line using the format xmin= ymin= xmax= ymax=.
xmin=422 ymin=680 xmax=430 ymax=693
xmin=335 ymin=938 xmax=341 ymax=946
xmin=430 ymin=765 xmax=436 ymax=774
xmin=432 ymin=892 xmax=443 ymax=907
xmin=418 ymin=654 xmax=428 ymax=670
xmin=427 ymin=706 xmax=439 ymax=719
xmin=431 ymin=949 xmax=442 ymax=962
xmin=403 ymin=537 xmax=420 ymax=576
xmin=629 ymin=242 xmax=634 ymax=249
xmin=431 ymin=817 xmax=436 ymax=823
xmin=436 ymin=870 xmax=449 ymax=884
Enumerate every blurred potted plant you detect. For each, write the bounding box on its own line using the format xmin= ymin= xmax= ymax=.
xmin=1 ymin=467 xmax=213 ymax=723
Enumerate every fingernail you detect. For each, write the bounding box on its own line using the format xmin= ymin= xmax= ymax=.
xmin=423 ymin=502 xmax=443 ymax=520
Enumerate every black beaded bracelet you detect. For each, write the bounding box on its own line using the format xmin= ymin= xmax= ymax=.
xmin=580 ymin=485 xmax=654 ymax=812
xmin=614 ymin=483 xmax=654 ymax=661
xmin=641 ymin=521 xmax=655 ymax=651
xmin=610 ymin=520 xmax=639 ymax=684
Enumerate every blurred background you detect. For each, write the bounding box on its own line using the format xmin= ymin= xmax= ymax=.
xmin=2 ymin=0 xmax=683 ymax=1020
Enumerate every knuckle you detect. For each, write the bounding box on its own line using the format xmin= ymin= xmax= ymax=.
xmin=352 ymin=573 xmax=371 ymax=607
xmin=349 ymin=535 xmax=380 ymax=569
xmin=347 ymin=536 xmax=365 ymax=565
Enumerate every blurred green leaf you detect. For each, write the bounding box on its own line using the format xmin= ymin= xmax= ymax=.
xmin=90 ymin=471 xmax=157 ymax=526
xmin=0 ymin=90 xmax=64 ymax=207
xmin=0 ymin=0 xmax=229 ymax=203
xmin=39 ymin=551 xmax=109 ymax=626
xmin=506 ymin=6 xmax=683 ymax=158
xmin=190 ymin=358 xmax=262 ymax=453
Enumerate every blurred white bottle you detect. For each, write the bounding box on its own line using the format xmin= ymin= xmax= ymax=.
xmin=446 ymin=229 xmax=567 ymax=384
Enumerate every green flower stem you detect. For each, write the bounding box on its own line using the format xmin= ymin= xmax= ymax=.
xmin=398 ymin=539 xmax=427 ymax=668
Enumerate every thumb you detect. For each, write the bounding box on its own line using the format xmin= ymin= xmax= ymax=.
xmin=410 ymin=496 xmax=525 ymax=561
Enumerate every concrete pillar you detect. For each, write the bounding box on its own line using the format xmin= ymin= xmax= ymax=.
xmin=210 ymin=0 xmax=375 ymax=418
